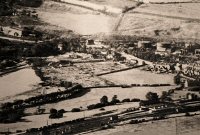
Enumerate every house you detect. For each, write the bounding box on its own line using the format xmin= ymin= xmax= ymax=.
xmin=195 ymin=49 xmax=200 ymax=57
xmin=60 ymin=80 xmax=73 ymax=88
xmin=86 ymin=39 xmax=95 ymax=45
xmin=30 ymin=10 xmax=38 ymax=18
xmin=137 ymin=41 xmax=152 ymax=48
xmin=57 ymin=43 xmax=64 ymax=52
xmin=155 ymin=42 xmax=171 ymax=56
xmin=180 ymin=75 xmax=200 ymax=87
xmin=172 ymin=50 xmax=182 ymax=55
xmin=186 ymin=93 xmax=198 ymax=100
xmin=2 ymin=26 xmax=23 ymax=37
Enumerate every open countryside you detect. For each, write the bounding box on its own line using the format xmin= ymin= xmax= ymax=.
xmin=1 ymin=0 xmax=200 ymax=135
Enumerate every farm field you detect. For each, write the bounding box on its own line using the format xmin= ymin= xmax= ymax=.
xmin=101 ymin=68 xmax=175 ymax=85
xmin=37 ymin=1 xmax=116 ymax=35
xmin=40 ymin=85 xmax=175 ymax=112
xmin=117 ymin=13 xmax=200 ymax=40
xmin=0 ymin=68 xmax=41 ymax=99
xmin=133 ymin=3 xmax=200 ymax=19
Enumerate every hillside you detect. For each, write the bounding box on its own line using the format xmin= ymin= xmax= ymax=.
xmin=115 ymin=2 xmax=200 ymax=41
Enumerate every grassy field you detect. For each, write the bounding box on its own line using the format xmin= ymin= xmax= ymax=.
xmin=0 ymin=68 xmax=41 ymax=99
xmin=134 ymin=3 xmax=200 ymax=19
xmin=37 ymin=1 xmax=116 ymax=35
xmin=101 ymin=68 xmax=175 ymax=85
xmin=85 ymin=0 xmax=137 ymax=8
xmin=116 ymin=13 xmax=200 ymax=40
xmin=115 ymin=2 xmax=200 ymax=40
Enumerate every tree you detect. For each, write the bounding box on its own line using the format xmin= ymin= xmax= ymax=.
xmin=174 ymin=73 xmax=181 ymax=85
xmin=145 ymin=92 xmax=159 ymax=103
xmin=17 ymin=0 xmax=43 ymax=7
xmin=50 ymin=108 xmax=57 ymax=114
xmin=160 ymin=91 xmax=172 ymax=102
xmin=160 ymin=91 xmax=168 ymax=100
xmin=111 ymin=95 xmax=120 ymax=104
xmin=100 ymin=95 xmax=108 ymax=105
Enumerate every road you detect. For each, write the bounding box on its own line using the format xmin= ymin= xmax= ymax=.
xmin=0 ymin=36 xmax=43 ymax=43
xmin=60 ymin=0 xmax=122 ymax=14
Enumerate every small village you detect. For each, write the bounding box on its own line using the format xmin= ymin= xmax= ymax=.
xmin=1 ymin=0 xmax=200 ymax=135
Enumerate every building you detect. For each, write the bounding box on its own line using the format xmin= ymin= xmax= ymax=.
xmin=86 ymin=39 xmax=95 ymax=45
xmin=195 ymin=49 xmax=200 ymax=57
xmin=155 ymin=42 xmax=171 ymax=56
xmin=137 ymin=41 xmax=152 ymax=48
xmin=181 ymin=77 xmax=200 ymax=87
xmin=2 ymin=26 xmax=22 ymax=37
xmin=148 ymin=103 xmax=175 ymax=114
xmin=186 ymin=93 xmax=198 ymax=100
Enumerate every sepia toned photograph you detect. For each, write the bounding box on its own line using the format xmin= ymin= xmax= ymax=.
xmin=0 ymin=0 xmax=200 ymax=134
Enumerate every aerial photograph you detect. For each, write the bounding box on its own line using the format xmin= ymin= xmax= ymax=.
xmin=0 ymin=0 xmax=200 ymax=134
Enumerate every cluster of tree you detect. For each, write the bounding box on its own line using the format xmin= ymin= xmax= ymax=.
xmin=0 ymin=58 xmax=20 ymax=69
xmin=140 ymin=92 xmax=159 ymax=106
xmin=87 ymin=95 xmax=116 ymax=110
xmin=174 ymin=73 xmax=181 ymax=85
xmin=0 ymin=37 xmax=82 ymax=58
xmin=140 ymin=90 xmax=175 ymax=106
xmin=31 ymin=41 xmax=65 ymax=57
xmin=22 ymin=27 xmax=43 ymax=40
xmin=160 ymin=90 xmax=174 ymax=102
xmin=0 ymin=0 xmax=43 ymax=16
xmin=0 ymin=0 xmax=15 ymax=16
xmin=49 ymin=108 xmax=65 ymax=119
xmin=87 ymin=95 xmax=140 ymax=110
xmin=177 ymin=104 xmax=200 ymax=113
xmin=1 ymin=84 xmax=83 ymax=112
xmin=17 ymin=0 xmax=43 ymax=7
xmin=0 ymin=108 xmax=24 ymax=123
